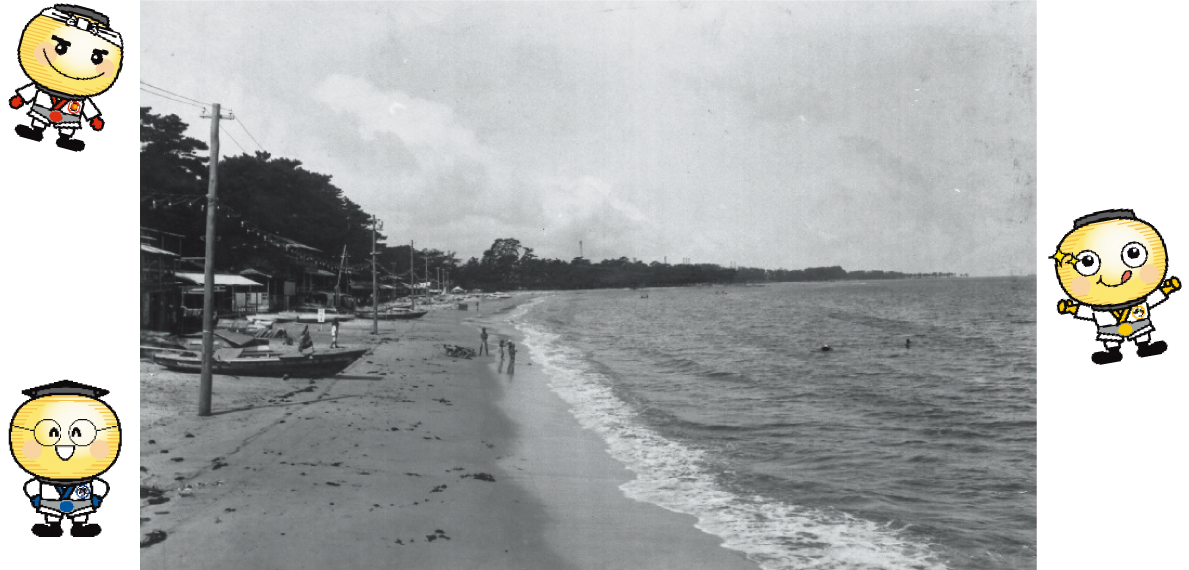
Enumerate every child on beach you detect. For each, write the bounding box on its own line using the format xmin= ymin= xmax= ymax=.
xmin=330 ymin=318 xmax=340 ymax=348
xmin=298 ymin=326 xmax=314 ymax=353
xmin=479 ymin=327 xmax=489 ymax=355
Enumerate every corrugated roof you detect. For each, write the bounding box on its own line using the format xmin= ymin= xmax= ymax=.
xmin=174 ymin=272 xmax=263 ymax=287
xmin=141 ymin=244 xmax=178 ymax=256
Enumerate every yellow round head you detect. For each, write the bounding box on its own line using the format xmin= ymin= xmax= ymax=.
xmin=1054 ymin=212 xmax=1167 ymax=308
xmin=17 ymin=7 xmax=123 ymax=97
xmin=9 ymin=394 xmax=121 ymax=482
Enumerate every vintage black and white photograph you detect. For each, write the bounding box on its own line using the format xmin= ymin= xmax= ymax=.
xmin=136 ymin=2 xmax=1036 ymax=569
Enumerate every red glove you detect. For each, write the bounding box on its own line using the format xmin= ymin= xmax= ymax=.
xmin=9 ymin=94 xmax=23 ymax=109
xmin=90 ymin=116 xmax=104 ymax=131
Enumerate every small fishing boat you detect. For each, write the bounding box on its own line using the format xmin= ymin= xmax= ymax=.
xmin=150 ymin=345 xmax=368 ymax=378
xmin=355 ymin=306 xmax=428 ymax=320
xmin=278 ymin=306 xmax=356 ymax=323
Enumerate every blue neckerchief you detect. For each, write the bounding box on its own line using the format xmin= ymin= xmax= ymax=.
xmin=55 ymin=485 xmax=76 ymax=499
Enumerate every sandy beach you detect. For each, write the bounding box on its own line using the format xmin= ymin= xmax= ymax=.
xmin=140 ymin=296 xmax=758 ymax=570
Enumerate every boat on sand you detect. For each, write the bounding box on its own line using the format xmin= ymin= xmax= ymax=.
xmin=355 ymin=306 xmax=428 ymax=320
xmin=151 ymin=346 xmax=367 ymax=378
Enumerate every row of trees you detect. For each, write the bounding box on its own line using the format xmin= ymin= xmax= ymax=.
xmin=446 ymin=238 xmax=957 ymax=291
xmin=142 ymin=107 xmax=386 ymax=280
xmin=141 ymin=108 xmax=953 ymax=295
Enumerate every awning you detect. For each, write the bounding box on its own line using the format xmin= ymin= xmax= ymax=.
xmin=240 ymin=268 xmax=272 ymax=279
xmin=141 ymin=244 xmax=178 ymax=256
xmin=174 ymin=272 xmax=263 ymax=287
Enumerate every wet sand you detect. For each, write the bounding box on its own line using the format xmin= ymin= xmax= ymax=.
xmin=140 ymin=296 xmax=757 ymax=569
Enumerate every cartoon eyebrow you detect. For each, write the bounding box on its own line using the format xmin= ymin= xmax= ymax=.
xmin=51 ymin=34 xmax=71 ymax=47
xmin=92 ymin=49 xmax=109 ymax=55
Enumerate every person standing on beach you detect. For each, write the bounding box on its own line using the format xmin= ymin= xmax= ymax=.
xmin=329 ymin=318 xmax=340 ymax=349
xmin=298 ymin=325 xmax=314 ymax=353
xmin=478 ymin=327 xmax=489 ymax=355
xmin=499 ymin=339 xmax=506 ymax=360
xmin=507 ymin=341 xmax=516 ymax=363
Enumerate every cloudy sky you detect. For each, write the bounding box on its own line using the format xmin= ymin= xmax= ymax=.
xmin=141 ymin=1 xmax=1035 ymax=275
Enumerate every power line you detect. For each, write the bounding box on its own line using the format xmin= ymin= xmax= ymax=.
xmin=140 ymin=81 xmax=211 ymax=107
xmin=235 ymin=115 xmax=267 ymax=153
xmin=220 ymin=124 xmax=247 ymax=155
xmin=140 ymin=87 xmax=206 ymax=109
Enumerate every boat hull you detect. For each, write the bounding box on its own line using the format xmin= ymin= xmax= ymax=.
xmin=355 ymin=309 xmax=428 ymax=320
xmin=150 ymin=348 xmax=367 ymax=378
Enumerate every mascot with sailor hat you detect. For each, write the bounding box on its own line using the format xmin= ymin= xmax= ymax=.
xmin=1052 ymin=209 xmax=1181 ymax=365
xmin=9 ymin=380 xmax=121 ymax=537
xmin=9 ymin=4 xmax=123 ymax=152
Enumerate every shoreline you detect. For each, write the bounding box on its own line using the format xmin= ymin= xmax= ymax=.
xmin=476 ymin=296 xmax=759 ymax=570
xmin=141 ymin=293 xmax=755 ymax=569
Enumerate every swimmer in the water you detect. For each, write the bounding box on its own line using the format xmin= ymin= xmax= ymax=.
xmin=906 ymin=338 xmax=911 ymax=349
xmin=820 ymin=345 xmax=832 ymax=352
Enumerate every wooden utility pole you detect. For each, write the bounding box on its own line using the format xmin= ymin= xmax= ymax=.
xmin=409 ymin=240 xmax=416 ymax=311
xmin=371 ymin=216 xmax=379 ymax=335
xmin=334 ymin=244 xmax=348 ymax=308
xmin=199 ymin=103 xmax=233 ymax=417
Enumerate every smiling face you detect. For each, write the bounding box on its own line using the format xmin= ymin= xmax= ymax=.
xmin=1055 ymin=218 xmax=1168 ymax=307
xmin=9 ymin=395 xmax=121 ymax=481
xmin=17 ymin=14 xmax=123 ymax=97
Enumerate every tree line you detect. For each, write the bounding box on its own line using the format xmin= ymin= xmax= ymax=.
xmin=141 ymin=108 xmax=955 ymax=295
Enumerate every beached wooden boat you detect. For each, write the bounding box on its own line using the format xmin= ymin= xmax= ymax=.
xmin=355 ymin=307 xmax=428 ymax=320
xmin=278 ymin=307 xmax=356 ymax=323
xmin=150 ymin=346 xmax=367 ymax=378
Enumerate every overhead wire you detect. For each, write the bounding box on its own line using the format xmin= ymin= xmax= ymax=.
xmin=235 ymin=115 xmax=267 ymax=153
xmin=139 ymin=87 xmax=206 ymax=109
xmin=139 ymin=81 xmax=211 ymax=107
xmin=219 ymin=124 xmax=248 ymax=155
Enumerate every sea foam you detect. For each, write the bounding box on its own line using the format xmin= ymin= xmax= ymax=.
xmin=511 ymin=297 xmax=951 ymax=570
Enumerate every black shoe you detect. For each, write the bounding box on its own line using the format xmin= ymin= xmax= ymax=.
xmin=1137 ymin=340 xmax=1168 ymax=358
xmin=70 ymin=523 xmax=102 ymax=537
xmin=32 ymin=522 xmax=63 ymax=537
xmin=1091 ymin=347 xmax=1123 ymax=365
xmin=15 ymin=124 xmax=44 ymax=141
xmin=56 ymin=135 xmax=85 ymax=152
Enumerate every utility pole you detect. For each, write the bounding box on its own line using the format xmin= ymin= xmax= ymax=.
xmin=199 ymin=103 xmax=234 ymax=417
xmin=198 ymin=103 xmax=235 ymax=414
xmin=409 ymin=240 xmax=416 ymax=311
xmin=371 ymin=215 xmax=380 ymax=335
xmin=334 ymin=244 xmax=348 ymax=308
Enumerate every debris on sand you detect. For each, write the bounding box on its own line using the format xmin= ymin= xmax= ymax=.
xmin=461 ymin=472 xmax=496 ymax=482
xmin=141 ymin=530 xmax=168 ymax=548
xmin=141 ymin=485 xmax=171 ymax=505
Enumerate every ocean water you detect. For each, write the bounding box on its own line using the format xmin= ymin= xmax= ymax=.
xmin=510 ymin=277 xmax=1036 ymax=570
